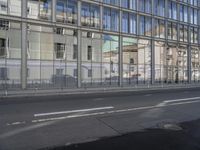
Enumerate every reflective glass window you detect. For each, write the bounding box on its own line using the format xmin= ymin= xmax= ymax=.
xmin=28 ymin=0 xmax=52 ymax=20
xmin=103 ymin=7 xmax=119 ymax=31
xmin=154 ymin=0 xmax=165 ymax=17
xmin=139 ymin=16 xmax=152 ymax=36
xmin=0 ymin=0 xmax=21 ymax=16
xmin=103 ymin=0 xmax=119 ymax=6
xmin=56 ymin=0 xmax=77 ymax=24
xmin=81 ymin=2 xmax=100 ymax=28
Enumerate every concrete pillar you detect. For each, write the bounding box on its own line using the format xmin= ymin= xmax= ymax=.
xmin=77 ymin=0 xmax=81 ymax=88
xmin=21 ymin=0 xmax=27 ymax=89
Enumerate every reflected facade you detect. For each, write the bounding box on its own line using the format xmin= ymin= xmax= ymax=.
xmin=0 ymin=0 xmax=199 ymax=90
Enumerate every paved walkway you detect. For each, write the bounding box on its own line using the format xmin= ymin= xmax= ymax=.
xmin=46 ymin=119 xmax=200 ymax=150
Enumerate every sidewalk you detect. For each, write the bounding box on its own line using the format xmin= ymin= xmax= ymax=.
xmin=44 ymin=119 xmax=200 ymax=150
xmin=1 ymin=83 xmax=200 ymax=98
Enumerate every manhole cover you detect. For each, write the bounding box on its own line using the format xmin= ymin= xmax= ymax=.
xmin=158 ymin=123 xmax=182 ymax=131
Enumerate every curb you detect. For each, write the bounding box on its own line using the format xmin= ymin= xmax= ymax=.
xmin=1 ymin=84 xmax=200 ymax=99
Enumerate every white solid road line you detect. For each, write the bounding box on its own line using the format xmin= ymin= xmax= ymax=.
xmin=168 ymin=100 xmax=200 ymax=106
xmin=34 ymin=106 xmax=114 ymax=117
xmin=164 ymin=96 xmax=200 ymax=103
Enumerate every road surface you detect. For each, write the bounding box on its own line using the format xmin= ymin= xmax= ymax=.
xmin=1 ymin=87 xmax=200 ymax=150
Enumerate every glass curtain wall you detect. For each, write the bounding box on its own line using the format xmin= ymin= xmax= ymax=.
xmin=177 ymin=45 xmax=188 ymax=83
xmin=121 ymin=0 xmax=137 ymax=10
xmin=122 ymin=12 xmax=136 ymax=34
xmin=27 ymin=25 xmax=77 ymax=89
xmin=139 ymin=16 xmax=152 ymax=36
xmin=179 ymin=24 xmax=188 ymax=42
xmin=81 ymin=31 xmax=102 ymax=87
xmin=122 ymin=37 xmax=138 ymax=85
xmin=0 ymin=20 xmax=21 ymax=90
xmin=191 ymin=47 xmax=200 ymax=82
xmin=103 ymin=0 xmax=119 ymax=6
xmin=155 ymin=42 xmax=188 ymax=84
xmin=164 ymin=44 xmax=188 ymax=83
xmin=0 ymin=0 xmax=21 ymax=16
xmin=168 ymin=22 xmax=178 ymax=40
xmin=138 ymin=0 xmax=151 ymax=13
xmin=123 ymin=37 xmax=151 ymax=85
xmin=154 ymin=19 xmax=165 ymax=38
xmin=154 ymin=0 xmax=165 ymax=17
xmin=28 ymin=0 xmax=52 ymax=20
xmin=56 ymin=0 xmax=77 ymax=24
xmin=102 ymin=34 xmax=119 ymax=86
xmin=137 ymin=39 xmax=151 ymax=84
xmin=168 ymin=1 xmax=177 ymax=20
xmin=180 ymin=4 xmax=188 ymax=23
xmin=155 ymin=41 xmax=166 ymax=83
xmin=81 ymin=2 xmax=100 ymax=28
xmin=103 ymin=7 xmax=119 ymax=32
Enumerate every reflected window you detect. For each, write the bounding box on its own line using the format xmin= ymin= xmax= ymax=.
xmin=103 ymin=7 xmax=119 ymax=31
xmin=73 ymin=45 xmax=78 ymax=60
xmin=190 ymin=8 xmax=198 ymax=25
xmin=122 ymin=12 xmax=128 ymax=33
xmin=55 ymin=43 xmax=65 ymax=59
xmin=180 ymin=4 xmax=188 ymax=23
xmin=138 ymin=0 xmax=151 ymax=13
xmin=191 ymin=47 xmax=200 ymax=82
xmin=0 ymin=38 xmax=6 ymax=57
xmin=190 ymin=27 xmax=198 ymax=44
xmin=0 ymin=0 xmax=21 ymax=16
xmin=103 ymin=0 xmax=119 ymax=6
xmin=154 ymin=19 xmax=165 ymax=38
xmin=87 ymin=46 xmax=92 ymax=60
xmin=179 ymin=24 xmax=188 ymax=42
xmin=139 ymin=16 xmax=152 ymax=36
xmin=122 ymin=12 xmax=136 ymax=34
xmin=28 ymin=0 xmax=52 ymax=20
xmin=81 ymin=2 xmax=100 ymax=28
xmin=0 ymin=0 xmax=8 ymax=14
xmin=168 ymin=22 xmax=177 ymax=40
xmin=154 ymin=0 xmax=165 ymax=17
xmin=168 ymin=1 xmax=177 ymax=20
xmin=56 ymin=0 xmax=77 ymax=24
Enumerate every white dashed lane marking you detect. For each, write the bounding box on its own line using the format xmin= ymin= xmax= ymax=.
xmin=7 ymin=121 xmax=26 ymax=126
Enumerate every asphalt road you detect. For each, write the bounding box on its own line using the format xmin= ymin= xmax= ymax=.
xmin=1 ymin=87 xmax=200 ymax=150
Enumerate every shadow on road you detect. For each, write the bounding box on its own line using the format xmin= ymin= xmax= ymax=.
xmin=40 ymin=119 xmax=200 ymax=150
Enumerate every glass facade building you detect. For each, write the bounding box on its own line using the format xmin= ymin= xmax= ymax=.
xmin=0 ymin=0 xmax=199 ymax=90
